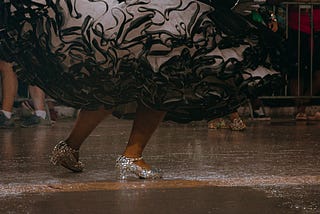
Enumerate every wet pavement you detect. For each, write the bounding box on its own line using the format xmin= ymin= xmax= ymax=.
xmin=0 ymin=117 xmax=320 ymax=213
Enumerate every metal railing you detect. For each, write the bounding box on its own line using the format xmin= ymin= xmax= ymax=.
xmin=260 ymin=0 xmax=320 ymax=105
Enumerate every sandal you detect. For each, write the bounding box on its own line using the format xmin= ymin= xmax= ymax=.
xmin=50 ymin=141 xmax=84 ymax=172
xmin=229 ymin=118 xmax=246 ymax=131
xmin=295 ymin=112 xmax=307 ymax=121
xmin=208 ymin=118 xmax=229 ymax=129
xmin=307 ymin=112 xmax=320 ymax=121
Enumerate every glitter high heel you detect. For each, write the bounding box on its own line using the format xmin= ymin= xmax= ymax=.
xmin=229 ymin=118 xmax=246 ymax=131
xmin=207 ymin=118 xmax=229 ymax=129
xmin=115 ymin=155 xmax=162 ymax=179
xmin=50 ymin=141 xmax=84 ymax=172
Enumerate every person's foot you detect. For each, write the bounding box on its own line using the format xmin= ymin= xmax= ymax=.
xmin=20 ymin=114 xmax=52 ymax=128
xmin=252 ymin=111 xmax=271 ymax=121
xmin=307 ymin=112 xmax=320 ymax=120
xmin=295 ymin=112 xmax=307 ymax=121
xmin=115 ymin=155 xmax=162 ymax=179
xmin=208 ymin=117 xmax=246 ymax=131
xmin=229 ymin=118 xmax=246 ymax=131
xmin=208 ymin=118 xmax=229 ymax=129
xmin=50 ymin=141 xmax=84 ymax=172
xmin=0 ymin=111 xmax=15 ymax=129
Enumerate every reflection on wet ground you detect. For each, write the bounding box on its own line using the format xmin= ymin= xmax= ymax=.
xmin=0 ymin=117 xmax=320 ymax=213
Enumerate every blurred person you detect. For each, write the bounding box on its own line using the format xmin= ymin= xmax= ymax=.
xmin=0 ymin=60 xmax=18 ymax=128
xmin=20 ymin=85 xmax=52 ymax=127
xmin=0 ymin=61 xmax=51 ymax=128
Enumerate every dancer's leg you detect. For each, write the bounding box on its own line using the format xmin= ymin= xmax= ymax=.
xmin=51 ymin=107 xmax=112 ymax=172
xmin=122 ymin=104 xmax=166 ymax=169
xmin=66 ymin=107 xmax=113 ymax=150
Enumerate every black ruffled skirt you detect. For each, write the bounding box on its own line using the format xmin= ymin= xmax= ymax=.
xmin=0 ymin=0 xmax=283 ymax=122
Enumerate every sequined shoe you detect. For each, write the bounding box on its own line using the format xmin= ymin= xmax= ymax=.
xmin=229 ymin=118 xmax=246 ymax=131
xmin=115 ymin=155 xmax=162 ymax=179
xmin=207 ymin=118 xmax=229 ymax=129
xmin=295 ymin=112 xmax=307 ymax=121
xmin=50 ymin=141 xmax=84 ymax=172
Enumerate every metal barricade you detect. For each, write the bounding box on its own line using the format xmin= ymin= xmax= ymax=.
xmin=259 ymin=0 xmax=320 ymax=106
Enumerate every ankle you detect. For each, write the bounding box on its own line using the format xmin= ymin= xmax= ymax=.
xmin=65 ymin=139 xmax=81 ymax=151
xmin=35 ymin=110 xmax=46 ymax=119
xmin=120 ymin=155 xmax=151 ymax=170
xmin=61 ymin=141 xmax=80 ymax=160
xmin=122 ymin=151 xmax=143 ymax=159
xmin=1 ymin=110 xmax=12 ymax=119
xmin=228 ymin=112 xmax=240 ymax=121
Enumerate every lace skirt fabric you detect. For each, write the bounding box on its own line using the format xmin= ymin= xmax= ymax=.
xmin=0 ymin=0 xmax=282 ymax=122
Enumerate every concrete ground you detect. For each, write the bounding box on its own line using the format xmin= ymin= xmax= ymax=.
xmin=0 ymin=116 xmax=320 ymax=213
